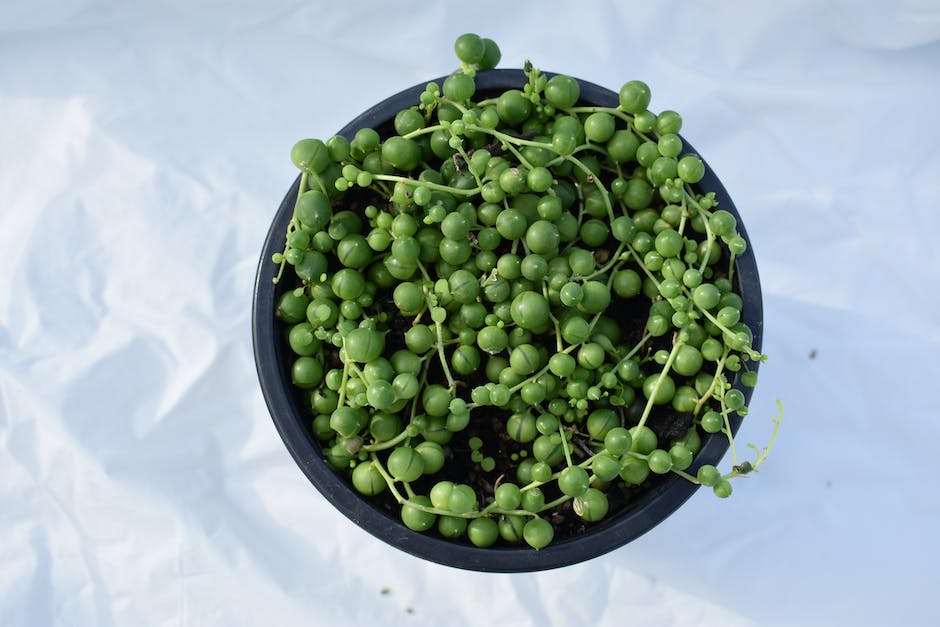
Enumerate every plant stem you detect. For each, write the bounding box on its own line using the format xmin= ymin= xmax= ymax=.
xmin=582 ymin=242 xmax=628 ymax=280
xmin=629 ymin=247 xmax=663 ymax=290
xmin=721 ymin=405 xmax=739 ymax=467
xmin=720 ymin=400 xmax=784 ymax=480
xmin=465 ymin=124 xmax=552 ymax=151
xmin=335 ymin=353 xmax=351 ymax=409
xmin=360 ymin=429 xmax=411 ymax=452
xmin=635 ymin=339 xmax=683 ymax=431
xmin=538 ymin=494 xmax=573 ymax=512
xmin=693 ymin=350 xmax=728 ymax=415
xmin=562 ymin=154 xmax=615 ymax=222
xmin=372 ymin=174 xmax=480 ymax=197
xmin=370 ymin=452 xmax=407 ymax=503
xmin=671 ymin=468 xmax=700 ymax=483
xmin=559 ymin=424 xmax=574 ymax=468
xmin=273 ymin=171 xmax=308 ymax=284
xmin=434 ymin=316 xmax=456 ymax=389
xmin=402 ymin=124 xmax=445 ymax=140
xmin=453 ymin=140 xmax=484 ymax=188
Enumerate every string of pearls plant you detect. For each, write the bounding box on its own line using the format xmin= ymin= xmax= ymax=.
xmin=273 ymin=34 xmax=781 ymax=549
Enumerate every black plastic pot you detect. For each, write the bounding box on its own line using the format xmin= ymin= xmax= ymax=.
xmin=253 ymin=69 xmax=763 ymax=572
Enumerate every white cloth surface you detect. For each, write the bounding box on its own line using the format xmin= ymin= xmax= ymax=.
xmin=2 ymin=1 xmax=939 ymax=625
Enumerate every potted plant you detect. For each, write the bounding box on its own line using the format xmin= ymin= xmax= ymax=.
xmin=252 ymin=34 xmax=781 ymax=572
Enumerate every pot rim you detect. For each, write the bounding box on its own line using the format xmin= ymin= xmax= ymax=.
xmin=252 ymin=69 xmax=763 ymax=572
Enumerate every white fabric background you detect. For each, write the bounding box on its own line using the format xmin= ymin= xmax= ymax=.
xmin=2 ymin=1 xmax=939 ymax=625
